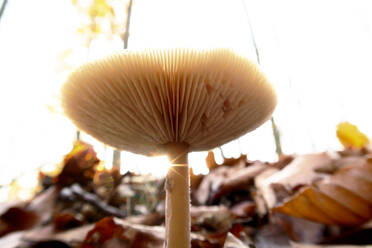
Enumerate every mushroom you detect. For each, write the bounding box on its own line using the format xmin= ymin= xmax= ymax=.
xmin=61 ymin=48 xmax=277 ymax=248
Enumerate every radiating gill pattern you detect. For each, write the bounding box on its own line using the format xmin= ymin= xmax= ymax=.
xmin=62 ymin=48 xmax=277 ymax=155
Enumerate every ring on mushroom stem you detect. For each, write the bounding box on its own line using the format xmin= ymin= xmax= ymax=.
xmin=61 ymin=48 xmax=277 ymax=248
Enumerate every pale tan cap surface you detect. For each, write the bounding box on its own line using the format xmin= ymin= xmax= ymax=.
xmin=62 ymin=48 xmax=277 ymax=156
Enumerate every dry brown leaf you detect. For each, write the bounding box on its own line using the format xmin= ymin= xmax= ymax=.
xmin=123 ymin=212 xmax=163 ymax=226
xmin=253 ymin=167 xmax=279 ymax=216
xmin=0 ymin=186 xmax=56 ymax=238
xmin=271 ymin=154 xmax=372 ymax=226
xmin=206 ymin=151 xmax=219 ymax=171
xmin=38 ymin=217 xmax=222 ymax=248
xmin=272 ymin=212 xmax=326 ymax=243
xmin=210 ymin=162 xmax=268 ymax=203
xmin=190 ymin=167 xmax=204 ymax=194
xmin=223 ymin=233 xmax=249 ymax=248
xmin=81 ymin=217 xmax=125 ymax=248
xmin=254 ymin=223 xmax=291 ymax=248
xmin=0 ymin=231 xmax=26 ymax=248
xmin=191 ymin=206 xmax=234 ymax=233
xmin=55 ymin=141 xmax=100 ymax=187
xmin=0 ymin=207 xmax=38 ymax=237
xmin=194 ymin=166 xmax=230 ymax=205
xmin=28 ymin=187 xmax=58 ymax=225
xmin=23 ymin=224 xmax=93 ymax=244
xmin=272 ymin=154 xmax=295 ymax=170
xmin=0 ymin=187 xmax=56 ymax=238
xmin=53 ymin=212 xmax=84 ymax=231
xmin=30 ymin=240 xmax=72 ymax=248
xmin=222 ymin=155 xmax=248 ymax=167
xmin=230 ymin=201 xmax=256 ymax=219
xmin=291 ymin=242 xmax=372 ymax=248
xmin=194 ymin=161 xmax=268 ymax=205
xmin=257 ymin=153 xmax=332 ymax=210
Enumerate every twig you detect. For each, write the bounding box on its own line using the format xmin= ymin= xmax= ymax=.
xmin=62 ymin=184 xmax=126 ymax=218
xmin=113 ymin=0 xmax=135 ymax=168
xmin=123 ymin=0 xmax=133 ymax=49
xmin=112 ymin=149 xmax=121 ymax=168
xmin=241 ymin=0 xmax=283 ymax=156
xmin=218 ymin=146 xmax=226 ymax=159
xmin=0 ymin=0 xmax=8 ymax=23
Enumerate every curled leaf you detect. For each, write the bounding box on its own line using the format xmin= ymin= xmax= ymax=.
xmin=271 ymin=154 xmax=372 ymax=226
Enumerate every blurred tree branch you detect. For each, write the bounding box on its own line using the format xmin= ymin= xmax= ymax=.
xmin=241 ymin=0 xmax=283 ymax=156
xmin=113 ymin=0 xmax=134 ymax=168
xmin=123 ymin=0 xmax=133 ymax=49
xmin=0 ymin=0 xmax=8 ymax=23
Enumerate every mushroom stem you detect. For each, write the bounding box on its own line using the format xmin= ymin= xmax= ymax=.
xmin=165 ymin=142 xmax=190 ymax=248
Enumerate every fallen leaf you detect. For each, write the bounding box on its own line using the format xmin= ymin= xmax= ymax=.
xmin=223 ymin=232 xmax=249 ymax=248
xmin=256 ymin=153 xmax=332 ymax=210
xmin=0 ymin=207 xmax=38 ymax=237
xmin=194 ymin=166 xmax=230 ymax=205
xmin=210 ymin=162 xmax=268 ymax=203
xmin=336 ymin=122 xmax=369 ymax=148
xmin=254 ymin=223 xmax=291 ymax=248
xmin=0 ymin=231 xmax=26 ymax=248
xmin=222 ymin=155 xmax=248 ymax=167
xmin=53 ymin=212 xmax=84 ymax=231
xmin=191 ymin=206 xmax=234 ymax=233
xmin=59 ymin=184 xmax=125 ymax=218
xmin=190 ymin=167 xmax=204 ymax=194
xmin=55 ymin=141 xmax=100 ymax=187
xmin=230 ymin=201 xmax=256 ymax=219
xmin=253 ymin=167 xmax=279 ymax=216
xmin=23 ymin=224 xmax=93 ymax=244
xmin=30 ymin=240 xmax=71 ymax=248
xmin=28 ymin=187 xmax=58 ymax=225
xmin=194 ymin=161 xmax=268 ymax=205
xmin=124 ymin=212 xmax=163 ymax=226
xmin=291 ymin=242 xmax=372 ymax=248
xmin=271 ymin=153 xmax=372 ymax=226
xmin=272 ymin=155 xmax=295 ymax=170
xmin=206 ymin=151 xmax=219 ymax=171
xmin=272 ymin=212 xmax=326 ymax=243
xmin=81 ymin=217 xmax=124 ymax=248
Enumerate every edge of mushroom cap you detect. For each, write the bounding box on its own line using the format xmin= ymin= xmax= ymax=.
xmin=61 ymin=48 xmax=277 ymax=156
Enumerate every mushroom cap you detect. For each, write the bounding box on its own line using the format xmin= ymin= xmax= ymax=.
xmin=62 ymin=48 xmax=277 ymax=156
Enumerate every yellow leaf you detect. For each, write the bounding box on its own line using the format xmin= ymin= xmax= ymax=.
xmin=89 ymin=0 xmax=112 ymax=18
xmin=336 ymin=122 xmax=369 ymax=148
xmin=92 ymin=23 xmax=101 ymax=34
xmin=77 ymin=26 xmax=87 ymax=35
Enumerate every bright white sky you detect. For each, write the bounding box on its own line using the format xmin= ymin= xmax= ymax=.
xmin=0 ymin=0 xmax=372 ymax=189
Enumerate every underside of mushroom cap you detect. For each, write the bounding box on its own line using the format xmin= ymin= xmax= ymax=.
xmin=62 ymin=48 xmax=277 ymax=156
